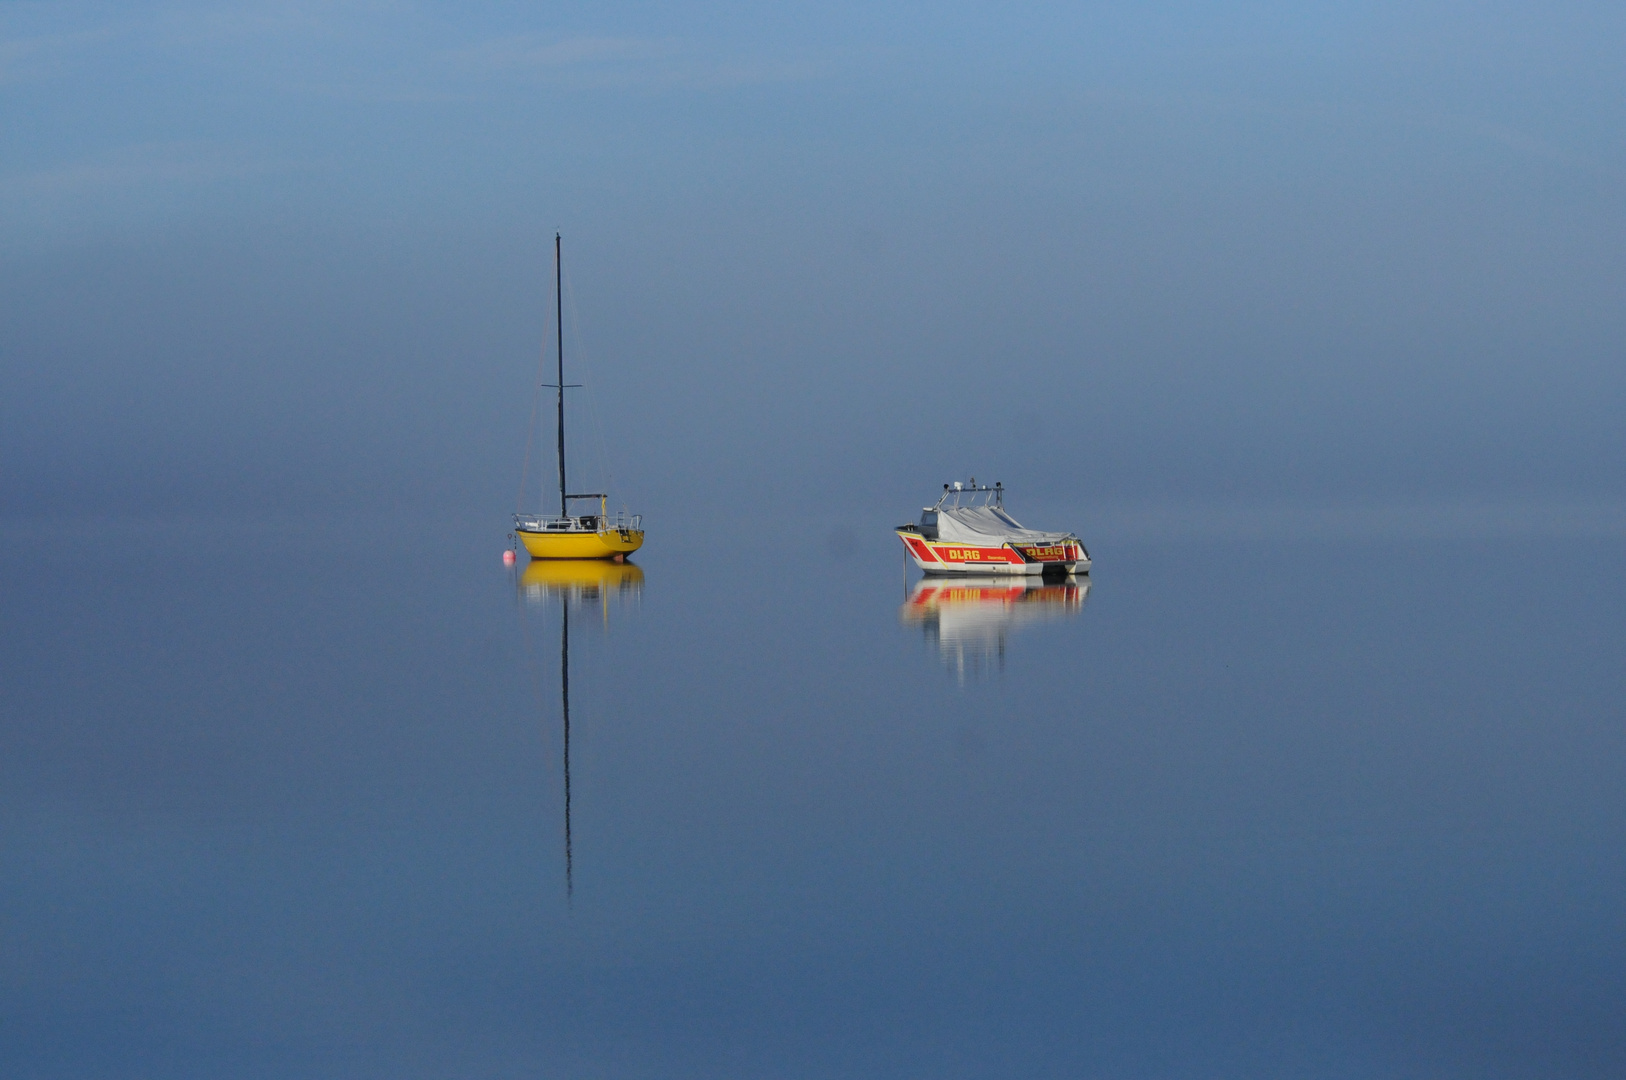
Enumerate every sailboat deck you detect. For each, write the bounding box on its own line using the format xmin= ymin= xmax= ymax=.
xmin=516 ymin=511 xmax=643 ymax=533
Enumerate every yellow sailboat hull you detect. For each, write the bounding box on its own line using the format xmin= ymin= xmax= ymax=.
xmin=517 ymin=528 xmax=645 ymax=560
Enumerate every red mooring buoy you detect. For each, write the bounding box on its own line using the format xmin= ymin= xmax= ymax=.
xmin=502 ymin=549 xmax=516 ymax=565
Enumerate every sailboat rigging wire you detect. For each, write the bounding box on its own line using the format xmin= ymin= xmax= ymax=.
xmin=562 ymin=270 xmax=618 ymax=504
xmin=515 ymin=257 xmax=558 ymax=514
xmin=515 ymin=383 xmax=543 ymax=514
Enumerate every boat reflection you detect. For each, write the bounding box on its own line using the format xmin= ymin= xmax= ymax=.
xmin=516 ymin=560 xmax=643 ymax=900
xmin=901 ymin=575 xmax=1089 ymax=679
xmin=520 ymin=558 xmax=645 ymax=607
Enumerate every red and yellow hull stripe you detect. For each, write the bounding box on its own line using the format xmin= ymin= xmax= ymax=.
xmin=896 ymin=530 xmax=1083 ymax=572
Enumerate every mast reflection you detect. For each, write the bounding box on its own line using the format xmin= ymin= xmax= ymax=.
xmin=900 ymin=575 xmax=1088 ymax=680
xmin=517 ymin=559 xmax=644 ymax=899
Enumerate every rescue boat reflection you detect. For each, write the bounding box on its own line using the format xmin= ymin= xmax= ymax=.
xmin=901 ymin=575 xmax=1088 ymax=679
xmin=516 ymin=559 xmax=643 ymax=900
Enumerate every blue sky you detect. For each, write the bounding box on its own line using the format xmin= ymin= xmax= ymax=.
xmin=5 ymin=2 xmax=1625 ymax=529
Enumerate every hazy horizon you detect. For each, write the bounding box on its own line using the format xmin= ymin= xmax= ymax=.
xmin=6 ymin=2 xmax=1626 ymax=536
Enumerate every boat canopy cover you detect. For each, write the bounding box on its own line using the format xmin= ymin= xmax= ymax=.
xmin=934 ymin=506 xmax=1074 ymax=546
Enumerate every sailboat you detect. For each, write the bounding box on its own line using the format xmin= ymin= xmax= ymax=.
xmin=513 ymin=234 xmax=645 ymax=561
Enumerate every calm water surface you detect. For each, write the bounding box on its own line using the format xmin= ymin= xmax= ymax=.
xmin=2 ymin=519 xmax=1623 ymax=1077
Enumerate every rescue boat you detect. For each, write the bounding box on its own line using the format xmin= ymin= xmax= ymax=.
xmin=895 ymin=480 xmax=1089 ymax=576
xmin=513 ymin=233 xmax=645 ymax=561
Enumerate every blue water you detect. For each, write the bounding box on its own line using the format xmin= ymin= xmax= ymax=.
xmin=2 ymin=519 xmax=1623 ymax=1077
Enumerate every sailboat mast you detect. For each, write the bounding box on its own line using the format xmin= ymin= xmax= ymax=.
xmin=555 ymin=233 xmax=567 ymax=519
